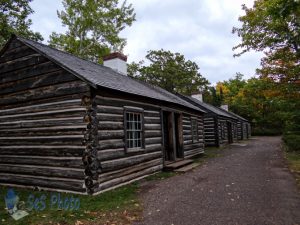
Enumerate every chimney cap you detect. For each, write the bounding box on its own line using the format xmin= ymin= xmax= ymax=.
xmin=103 ymin=52 xmax=127 ymax=62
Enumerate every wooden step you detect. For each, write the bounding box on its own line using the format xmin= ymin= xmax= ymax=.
xmin=174 ymin=163 xmax=200 ymax=173
xmin=164 ymin=159 xmax=193 ymax=171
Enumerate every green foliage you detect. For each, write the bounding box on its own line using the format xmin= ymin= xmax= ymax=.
xmin=233 ymin=0 xmax=300 ymax=57
xmin=283 ymin=134 xmax=300 ymax=152
xmin=233 ymin=0 xmax=300 ymax=83
xmin=207 ymin=74 xmax=299 ymax=135
xmin=128 ymin=49 xmax=209 ymax=95
xmin=203 ymin=86 xmax=222 ymax=106
xmin=0 ymin=0 xmax=43 ymax=47
xmin=49 ymin=0 xmax=136 ymax=63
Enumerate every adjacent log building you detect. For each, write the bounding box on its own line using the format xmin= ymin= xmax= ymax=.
xmin=178 ymin=94 xmax=239 ymax=147
xmin=0 ymin=36 xmax=206 ymax=194
xmin=218 ymin=108 xmax=251 ymax=140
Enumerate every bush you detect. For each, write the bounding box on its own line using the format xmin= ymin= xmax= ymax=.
xmin=252 ymin=127 xmax=282 ymax=136
xmin=283 ymin=134 xmax=300 ymax=152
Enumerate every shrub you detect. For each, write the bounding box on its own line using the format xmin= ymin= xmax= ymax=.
xmin=283 ymin=134 xmax=300 ymax=152
xmin=252 ymin=127 xmax=282 ymax=136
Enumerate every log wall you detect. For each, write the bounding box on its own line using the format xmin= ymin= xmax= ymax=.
xmin=237 ymin=121 xmax=243 ymax=140
xmin=182 ymin=114 xmax=204 ymax=158
xmin=93 ymin=96 xmax=163 ymax=193
xmin=203 ymin=116 xmax=217 ymax=147
xmin=0 ymin=39 xmax=89 ymax=193
xmin=218 ymin=119 xmax=229 ymax=145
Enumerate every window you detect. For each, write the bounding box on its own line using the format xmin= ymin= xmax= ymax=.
xmin=191 ymin=119 xmax=198 ymax=143
xmin=125 ymin=111 xmax=144 ymax=150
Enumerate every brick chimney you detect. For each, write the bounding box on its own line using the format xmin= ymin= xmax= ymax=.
xmin=103 ymin=52 xmax=127 ymax=76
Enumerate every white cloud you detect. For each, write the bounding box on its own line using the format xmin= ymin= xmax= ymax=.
xmin=29 ymin=0 xmax=263 ymax=83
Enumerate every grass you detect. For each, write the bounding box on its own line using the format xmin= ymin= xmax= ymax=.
xmin=0 ymin=183 xmax=142 ymax=225
xmin=285 ymin=151 xmax=300 ymax=188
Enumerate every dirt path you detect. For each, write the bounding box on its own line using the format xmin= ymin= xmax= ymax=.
xmin=135 ymin=136 xmax=300 ymax=225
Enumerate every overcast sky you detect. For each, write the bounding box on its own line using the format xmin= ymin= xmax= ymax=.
xmin=29 ymin=0 xmax=263 ymax=84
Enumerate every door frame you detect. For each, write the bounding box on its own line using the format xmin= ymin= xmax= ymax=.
xmin=161 ymin=110 xmax=183 ymax=164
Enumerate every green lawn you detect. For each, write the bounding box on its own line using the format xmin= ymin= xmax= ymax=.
xmin=285 ymin=151 xmax=300 ymax=188
xmin=0 ymin=183 xmax=142 ymax=225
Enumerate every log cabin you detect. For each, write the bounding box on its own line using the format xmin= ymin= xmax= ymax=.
xmin=177 ymin=94 xmax=238 ymax=147
xmin=218 ymin=107 xmax=251 ymax=140
xmin=0 ymin=35 xmax=206 ymax=194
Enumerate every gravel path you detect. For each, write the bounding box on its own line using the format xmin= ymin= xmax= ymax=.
xmin=135 ymin=136 xmax=300 ymax=225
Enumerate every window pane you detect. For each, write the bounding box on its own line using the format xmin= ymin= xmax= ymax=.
xmin=126 ymin=112 xmax=143 ymax=149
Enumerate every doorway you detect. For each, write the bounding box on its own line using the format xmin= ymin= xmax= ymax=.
xmin=227 ymin=121 xmax=233 ymax=143
xmin=162 ymin=111 xmax=183 ymax=162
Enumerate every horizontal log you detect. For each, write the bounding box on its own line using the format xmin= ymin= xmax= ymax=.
xmin=98 ymin=130 xmax=124 ymax=140
xmin=145 ymin=143 xmax=162 ymax=152
xmin=0 ymin=99 xmax=82 ymax=116
xmin=184 ymin=142 xmax=203 ymax=151
xmin=98 ymin=158 xmax=162 ymax=184
xmin=0 ymin=155 xmax=83 ymax=168
xmin=0 ymin=117 xmax=85 ymax=129
xmin=144 ymin=117 xmax=160 ymax=124
xmin=184 ymin=140 xmax=194 ymax=145
xmin=0 ymin=145 xmax=84 ymax=157
xmin=183 ymin=124 xmax=191 ymax=130
xmin=98 ymin=121 xmax=123 ymax=130
xmin=184 ymin=148 xmax=204 ymax=158
xmin=101 ymin=151 xmax=162 ymax=172
xmin=183 ymin=121 xmax=191 ymax=126
xmin=97 ymin=148 xmax=125 ymax=161
xmin=183 ymin=134 xmax=192 ymax=140
xmin=0 ymin=108 xmax=86 ymax=122
xmin=0 ymin=81 xmax=89 ymax=106
xmin=0 ymin=164 xmax=84 ymax=179
xmin=0 ymin=135 xmax=83 ymax=145
xmin=99 ymin=139 xmax=124 ymax=150
xmin=96 ymin=164 xmax=162 ymax=192
xmin=144 ymin=123 xmax=161 ymax=130
xmin=0 ymin=54 xmax=47 ymax=74
xmin=97 ymin=105 xmax=123 ymax=114
xmin=0 ymin=61 xmax=60 ymax=83
xmin=145 ymin=137 xmax=162 ymax=145
xmin=183 ymin=130 xmax=192 ymax=135
xmin=144 ymin=110 xmax=160 ymax=117
xmin=0 ymin=125 xmax=86 ymax=137
xmin=0 ymin=45 xmax=35 ymax=63
xmin=145 ymin=130 xmax=162 ymax=138
xmin=95 ymin=96 xmax=160 ymax=110
xmin=0 ymin=173 xmax=85 ymax=192
xmin=0 ymin=69 xmax=77 ymax=95
xmin=97 ymin=113 xmax=123 ymax=122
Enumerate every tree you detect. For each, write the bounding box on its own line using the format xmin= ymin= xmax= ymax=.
xmin=232 ymin=0 xmax=300 ymax=82
xmin=0 ymin=0 xmax=43 ymax=47
xmin=128 ymin=49 xmax=209 ymax=95
xmin=233 ymin=0 xmax=300 ymax=57
xmin=49 ymin=0 xmax=136 ymax=63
